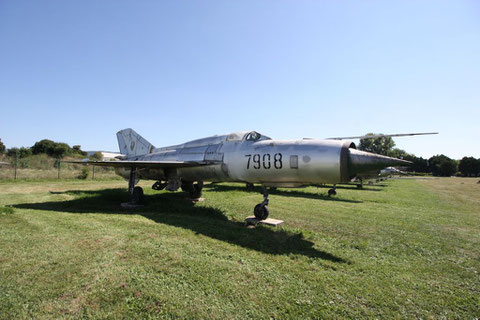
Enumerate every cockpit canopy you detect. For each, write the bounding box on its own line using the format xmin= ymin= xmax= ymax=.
xmin=226 ymin=131 xmax=271 ymax=142
xmin=244 ymin=131 xmax=272 ymax=141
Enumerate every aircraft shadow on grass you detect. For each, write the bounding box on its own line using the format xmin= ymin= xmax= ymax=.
xmin=14 ymin=189 xmax=348 ymax=264
xmin=314 ymin=184 xmax=386 ymax=191
xmin=205 ymin=184 xmax=365 ymax=202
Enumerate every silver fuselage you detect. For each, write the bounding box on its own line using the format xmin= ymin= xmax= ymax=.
xmin=115 ymin=138 xmax=352 ymax=187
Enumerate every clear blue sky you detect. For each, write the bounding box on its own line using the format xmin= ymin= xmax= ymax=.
xmin=1 ymin=1 xmax=479 ymax=159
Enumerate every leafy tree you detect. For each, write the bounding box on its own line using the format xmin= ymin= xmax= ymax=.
xmin=0 ymin=138 xmax=5 ymax=155
xmin=32 ymin=139 xmax=56 ymax=155
xmin=6 ymin=147 xmax=32 ymax=158
xmin=458 ymin=157 xmax=480 ymax=177
xmin=388 ymin=148 xmax=410 ymax=159
xmin=6 ymin=148 xmax=17 ymax=157
xmin=52 ymin=143 xmax=71 ymax=158
xmin=31 ymin=139 xmax=72 ymax=158
xmin=429 ymin=154 xmax=458 ymax=177
xmin=72 ymin=145 xmax=88 ymax=156
xmin=358 ymin=133 xmax=395 ymax=156
xmin=403 ymin=155 xmax=430 ymax=173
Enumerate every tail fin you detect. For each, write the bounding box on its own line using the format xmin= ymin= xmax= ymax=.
xmin=117 ymin=128 xmax=155 ymax=157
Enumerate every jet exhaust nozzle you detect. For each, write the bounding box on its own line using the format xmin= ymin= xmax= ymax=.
xmin=348 ymin=149 xmax=412 ymax=177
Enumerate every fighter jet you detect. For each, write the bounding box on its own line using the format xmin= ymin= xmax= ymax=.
xmin=67 ymin=129 xmax=431 ymax=220
xmin=379 ymin=166 xmax=409 ymax=177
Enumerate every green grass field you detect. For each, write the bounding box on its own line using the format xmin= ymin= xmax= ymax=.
xmin=0 ymin=178 xmax=479 ymax=319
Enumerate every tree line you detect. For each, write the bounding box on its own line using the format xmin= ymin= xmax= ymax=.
xmin=0 ymin=138 xmax=89 ymax=159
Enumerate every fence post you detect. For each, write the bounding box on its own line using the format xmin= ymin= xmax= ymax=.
xmin=57 ymin=159 xmax=61 ymax=179
xmin=92 ymin=166 xmax=95 ymax=180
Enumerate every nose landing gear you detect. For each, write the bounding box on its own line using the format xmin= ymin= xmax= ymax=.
xmin=328 ymin=184 xmax=337 ymax=196
xmin=254 ymin=186 xmax=269 ymax=220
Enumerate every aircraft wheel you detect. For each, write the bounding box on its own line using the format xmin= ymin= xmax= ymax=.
xmin=190 ymin=181 xmax=203 ymax=199
xmin=246 ymin=183 xmax=254 ymax=191
xmin=181 ymin=181 xmax=194 ymax=193
xmin=254 ymin=204 xmax=269 ymax=220
xmin=328 ymin=188 xmax=337 ymax=196
xmin=132 ymin=186 xmax=144 ymax=204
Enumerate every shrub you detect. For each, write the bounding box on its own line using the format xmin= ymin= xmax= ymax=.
xmin=77 ymin=168 xmax=89 ymax=180
xmin=0 ymin=138 xmax=5 ymax=155
xmin=90 ymin=152 xmax=103 ymax=160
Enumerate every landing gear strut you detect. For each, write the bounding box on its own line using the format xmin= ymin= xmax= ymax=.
xmin=328 ymin=184 xmax=337 ymax=196
xmin=254 ymin=186 xmax=269 ymax=220
xmin=181 ymin=181 xmax=204 ymax=199
xmin=191 ymin=181 xmax=203 ymax=199
xmin=128 ymin=167 xmax=144 ymax=204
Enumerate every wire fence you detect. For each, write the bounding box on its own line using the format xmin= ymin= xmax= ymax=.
xmin=0 ymin=155 xmax=118 ymax=180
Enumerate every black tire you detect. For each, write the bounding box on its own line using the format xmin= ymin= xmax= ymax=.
xmin=254 ymin=204 xmax=269 ymax=220
xmin=246 ymin=183 xmax=254 ymax=191
xmin=328 ymin=188 xmax=337 ymax=196
xmin=190 ymin=181 xmax=203 ymax=199
xmin=181 ymin=181 xmax=194 ymax=193
xmin=132 ymin=186 xmax=144 ymax=204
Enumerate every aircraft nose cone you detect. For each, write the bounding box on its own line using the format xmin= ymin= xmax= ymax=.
xmin=348 ymin=149 xmax=411 ymax=176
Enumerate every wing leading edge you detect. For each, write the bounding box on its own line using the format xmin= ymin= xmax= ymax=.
xmin=327 ymin=132 xmax=439 ymax=140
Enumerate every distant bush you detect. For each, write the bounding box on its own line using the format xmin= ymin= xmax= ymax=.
xmin=72 ymin=145 xmax=88 ymax=156
xmin=30 ymin=139 xmax=88 ymax=159
xmin=0 ymin=138 xmax=5 ymax=155
xmin=90 ymin=152 xmax=103 ymax=160
xmin=77 ymin=168 xmax=89 ymax=180
xmin=6 ymin=147 xmax=32 ymax=158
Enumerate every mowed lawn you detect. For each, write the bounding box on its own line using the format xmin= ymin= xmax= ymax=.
xmin=0 ymin=178 xmax=479 ymax=319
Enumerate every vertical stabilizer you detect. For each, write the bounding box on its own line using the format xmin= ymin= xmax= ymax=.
xmin=117 ymin=128 xmax=155 ymax=157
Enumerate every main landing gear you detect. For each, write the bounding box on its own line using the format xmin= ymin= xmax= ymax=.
xmin=128 ymin=167 xmax=144 ymax=204
xmin=181 ymin=181 xmax=204 ymax=199
xmin=357 ymin=179 xmax=364 ymax=189
xmin=254 ymin=186 xmax=269 ymax=220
